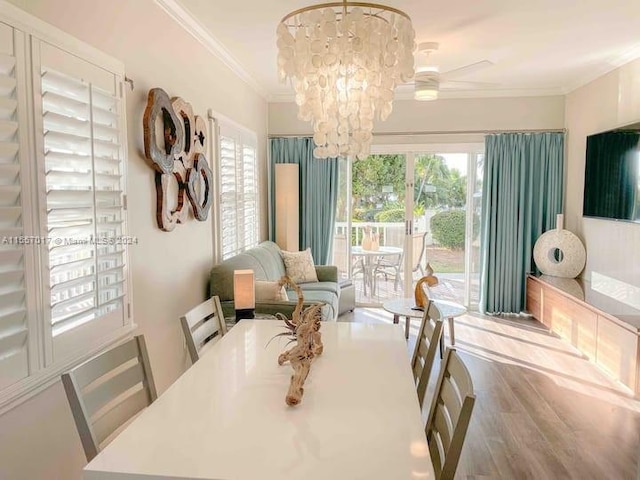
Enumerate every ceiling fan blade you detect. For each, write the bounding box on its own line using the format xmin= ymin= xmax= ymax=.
xmin=441 ymin=60 xmax=494 ymax=79
xmin=441 ymin=80 xmax=500 ymax=89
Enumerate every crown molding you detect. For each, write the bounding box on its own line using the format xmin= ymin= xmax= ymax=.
xmin=562 ymin=43 xmax=640 ymax=95
xmin=154 ymin=0 xmax=267 ymax=99
xmin=268 ymin=86 xmax=565 ymax=103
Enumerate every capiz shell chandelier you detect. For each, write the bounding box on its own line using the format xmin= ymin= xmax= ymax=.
xmin=277 ymin=1 xmax=415 ymax=159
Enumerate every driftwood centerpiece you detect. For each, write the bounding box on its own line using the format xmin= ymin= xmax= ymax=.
xmin=274 ymin=276 xmax=323 ymax=406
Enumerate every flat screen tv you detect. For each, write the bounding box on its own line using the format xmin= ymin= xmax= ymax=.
xmin=583 ymin=122 xmax=640 ymax=223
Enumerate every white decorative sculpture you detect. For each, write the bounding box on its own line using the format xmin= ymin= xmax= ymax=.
xmin=533 ymin=214 xmax=586 ymax=278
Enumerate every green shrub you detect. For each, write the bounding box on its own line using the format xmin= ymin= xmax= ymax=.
xmin=375 ymin=208 xmax=405 ymax=222
xmin=430 ymin=210 xmax=466 ymax=249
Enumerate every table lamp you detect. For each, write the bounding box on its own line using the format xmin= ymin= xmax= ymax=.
xmin=234 ymin=269 xmax=255 ymax=320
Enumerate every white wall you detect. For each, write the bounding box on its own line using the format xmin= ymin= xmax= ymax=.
xmin=565 ymin=58 xmax=640 ymax=290
xmin=0 ymin=1 xmax=268 ymax=479
xmin=269 ymin=95 xmax=566 ymax=141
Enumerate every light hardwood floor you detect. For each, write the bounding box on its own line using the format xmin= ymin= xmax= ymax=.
xmin=340 ymin=308 xmax=640 ymax=479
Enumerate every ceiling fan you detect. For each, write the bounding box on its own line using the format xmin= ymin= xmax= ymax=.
xmin=412 ymin=42 xmax=497 ymax=101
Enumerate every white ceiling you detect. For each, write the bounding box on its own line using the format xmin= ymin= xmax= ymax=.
xmin=174 ymin=0 xmax=640 ymax=101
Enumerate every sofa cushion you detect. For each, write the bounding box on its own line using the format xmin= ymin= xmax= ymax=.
xmin=255 ymin=281 xmax=288 ymax=301
xmin=286 ymin=289 xmax=337 ymax=320
xmin=281 ymin=248 xmax=318 ymax=284
xmin=297 ymin=281 xmax=340 ymax=296
xmin=244 ymin=241 xmax=286 ymax=280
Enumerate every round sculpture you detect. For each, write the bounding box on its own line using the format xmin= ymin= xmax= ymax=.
xmin=533 ymin=229 xmax=586 ymax=278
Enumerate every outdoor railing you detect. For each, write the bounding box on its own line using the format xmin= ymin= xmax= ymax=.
xmin=334 ymin=221 xmax=405 ymax=247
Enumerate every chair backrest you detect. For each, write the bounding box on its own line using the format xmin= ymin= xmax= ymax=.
xmin=61 ymin=335 xmax=157 ymax=461
xmin=180 ymin=296 xmax=227 ymax=364
xmin=412 ymin=231 xmax=428 ymax=272
xmin=411 ymin=301 xmax=444 ymax=406
xmin=425 ymin=347 xmax=476 ymax=480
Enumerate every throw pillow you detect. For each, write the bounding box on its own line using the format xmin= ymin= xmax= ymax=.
xmin=255 ymin=281 xmax=288 ymax=302
xmin=280 ymin=248 xmax=318 ymax=284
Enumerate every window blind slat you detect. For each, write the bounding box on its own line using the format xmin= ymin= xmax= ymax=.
xmin=0 ymin=119 xmax=18 ymax=139
xmin=0 ymin=206 xmax=21 ymax=224
xmin=0 ymin=142 xmax=18 ymax=163
xmin=0 ymin=97 xmax=17 ymax=121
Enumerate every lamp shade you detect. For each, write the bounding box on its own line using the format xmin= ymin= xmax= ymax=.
xmin=234 ymin=269 xmax=255 ymax=310
xmin=275 ymin=164 xmax=299 ymax=251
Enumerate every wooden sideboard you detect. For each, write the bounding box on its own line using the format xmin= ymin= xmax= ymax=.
xmin=526 ymin=274 xmax=640 ymax=396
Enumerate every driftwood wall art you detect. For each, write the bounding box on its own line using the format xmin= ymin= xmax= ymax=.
xmin=274 ymin=276 xmax=324 ymax=407
xmin=143 ymin=88 xmax=213 ymax=231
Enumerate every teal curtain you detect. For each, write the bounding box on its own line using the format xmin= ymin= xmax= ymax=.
xmin=269 ymin=138 xmax=339 ymax=264
xmin=480 ymin=133 xmax=565 ymax=314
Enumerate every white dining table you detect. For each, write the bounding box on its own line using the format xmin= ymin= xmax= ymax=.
xmin=84 ymin=320 xmax=434 ymax=480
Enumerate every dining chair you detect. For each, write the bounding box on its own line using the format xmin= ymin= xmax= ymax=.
xmin=425 ymin=347 xmax=476 ymax=480
xmin=61 ymin=335 xmax=157 ymax=462
xmin=411 ymin=300 xmax=444 ymax=407
xmin=180 ymin=295 xmax=227 ymax=364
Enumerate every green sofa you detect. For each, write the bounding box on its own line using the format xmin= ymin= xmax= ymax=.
xmin=209 ymin=241 xmax=339 ymax=321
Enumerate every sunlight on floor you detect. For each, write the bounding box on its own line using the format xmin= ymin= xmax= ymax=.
xmin=347 ymin=307 xmax=640 ymax=412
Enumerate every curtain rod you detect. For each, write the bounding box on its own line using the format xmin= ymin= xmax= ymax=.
xmin=268 ymin=128 xmax=566 ymax=138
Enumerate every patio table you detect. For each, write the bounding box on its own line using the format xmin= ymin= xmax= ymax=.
xmin=351 ymin=245 xmax=403 ymax=296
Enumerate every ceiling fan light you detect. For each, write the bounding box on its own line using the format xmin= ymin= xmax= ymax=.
xmin=414 ymin=86 xmax=438 ymax=101
xmin=414 ymin=73 xmax=439 ymax=101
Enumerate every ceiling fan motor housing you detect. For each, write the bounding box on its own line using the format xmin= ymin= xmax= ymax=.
xmin=415 ymin=70 xmax=440 ymax=90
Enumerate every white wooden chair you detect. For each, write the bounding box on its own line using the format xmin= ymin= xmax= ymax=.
xmin=411 ymin=300 xmax=444 ymax=407
xmin=61 ymin=335 xmax=157 ymax=462
xmin=180 ymin=296 xmax=227 ymax=364
xmin=425 ymin=347 xmax=476 ymax=480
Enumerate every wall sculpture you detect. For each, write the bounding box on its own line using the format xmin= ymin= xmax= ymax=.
xmin=143 ymin=88 xmax=213 ymax=231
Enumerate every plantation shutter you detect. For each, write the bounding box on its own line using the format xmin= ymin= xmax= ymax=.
xmin=218 ymin=123 xmax=258 ymax=260
xmin=241 ymin=143 xmax=258 ymax=249
xmin=0 ymin=24 xmax=33 ymax=390
xmin=219 ymin=131 xmax=238 ymax=259
xmin=35 ymin=42 xmax=128 ymax=360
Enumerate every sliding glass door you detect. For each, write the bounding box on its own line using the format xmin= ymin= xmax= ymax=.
xmin=331 ymin=145 xmax=483 ymax=309
xmin=413 ymin=152 xmax=483 ymax=307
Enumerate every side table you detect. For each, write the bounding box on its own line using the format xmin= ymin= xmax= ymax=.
xmin=382 ymin=297 xmax=466 ymax=356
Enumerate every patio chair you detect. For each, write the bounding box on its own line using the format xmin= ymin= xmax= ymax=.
xmin=372 ymin=231 xmax=428 ymax=293
xmin=373 ymin=249 xmax=404 ymax=293
xmin=411 ymin=231 xmax=428 ymax=277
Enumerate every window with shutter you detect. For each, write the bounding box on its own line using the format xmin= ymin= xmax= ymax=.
xmin=36 ymin=42 xmax=129 ymax=361
xmin=218 ymin=123 xmax=259 ymax=260
xmin=0 ymin=3 xmax=132 ymax=411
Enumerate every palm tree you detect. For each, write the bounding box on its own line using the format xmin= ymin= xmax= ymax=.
xmin=414 ymin=154 xmax=450 ymax=209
